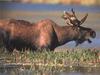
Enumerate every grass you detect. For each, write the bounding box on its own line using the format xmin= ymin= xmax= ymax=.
xmin=0 ymin=47 xmax=100 ymax=71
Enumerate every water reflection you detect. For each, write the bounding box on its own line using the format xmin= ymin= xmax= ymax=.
xmin=0 ymin=66 xmax=100 ymax=75
xmin=0 ymin=67 xmax=19 ymax=75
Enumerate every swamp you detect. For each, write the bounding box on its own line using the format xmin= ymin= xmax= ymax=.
xmin=0 ymin=2 xmax=100 ymax=75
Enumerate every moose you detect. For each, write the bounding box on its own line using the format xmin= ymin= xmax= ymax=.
xmin=0 ymin=9 xmax=96 ymax=52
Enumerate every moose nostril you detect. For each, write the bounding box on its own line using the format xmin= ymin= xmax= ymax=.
xmin=91 ymin=31 xmax=96 ymax=38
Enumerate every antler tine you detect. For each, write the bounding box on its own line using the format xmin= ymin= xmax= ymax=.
xmin=61 ymin=11 xmax=67 ymax=19
xmin=71 ymin=8 xmax=75 ymax=14
xmin=62 ymin=11 xmax=70 ymax=19
xmin=80 ymin=13 xmax=88 ymax=25
xmin=64 ymin=11 xmax=66 ymax=14
xmin=71 ymin=8 xmax=78 ymax=19
xmin=64 ymin=10 xmax=72 ymax=16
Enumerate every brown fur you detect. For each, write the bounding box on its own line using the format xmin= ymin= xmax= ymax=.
xmin=0 ymin=19 xmax=96 ymax=52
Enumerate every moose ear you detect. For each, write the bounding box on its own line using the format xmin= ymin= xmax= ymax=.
xmin=80 ymin=13 xmax=88 ymax=25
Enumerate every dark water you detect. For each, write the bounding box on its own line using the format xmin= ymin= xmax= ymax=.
xmin=0 ymin=66 xmax=100 ymax=75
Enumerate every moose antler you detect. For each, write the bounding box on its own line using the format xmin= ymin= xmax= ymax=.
xmin=71 ymin=8 xmax=78 ymax=20
xmin=62 ymin=11 xmax=71 ymax=19
xmin=80 ymin=13 xmax=88 ymax=25
xmin=62 ymin=8 xmax=88 ymax=27
xmin=62 ymin=11 xmax=74 ymax=26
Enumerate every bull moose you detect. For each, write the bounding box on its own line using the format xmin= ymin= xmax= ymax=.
xmin=0 ymin=9 xmax=96 ymax=52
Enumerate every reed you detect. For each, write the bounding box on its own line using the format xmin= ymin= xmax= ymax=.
xmin=0 ymin=48 xmax=100 ymax=71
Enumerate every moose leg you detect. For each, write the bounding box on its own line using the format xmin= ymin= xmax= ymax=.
xmin=5 ymin=41 xmax=14 ymax=52
xmin=4 ymin=39 xmax=14 ymax=52
xmin=5 ymin=44 xmax=14 ymax=52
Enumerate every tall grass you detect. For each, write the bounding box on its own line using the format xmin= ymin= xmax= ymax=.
xmin=0 ymin=48 xmax=100 ymax=71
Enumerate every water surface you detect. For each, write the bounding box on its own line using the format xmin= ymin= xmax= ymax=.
xmin=0 ymin=66 xmax=100 ymax=75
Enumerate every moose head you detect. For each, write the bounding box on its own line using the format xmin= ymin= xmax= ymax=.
xmin=62 ymin=9 xmax=96 ymax=46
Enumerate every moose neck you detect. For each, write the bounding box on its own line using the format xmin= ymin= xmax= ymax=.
xmin=53 ymin=25 xmax=80 ymax=46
